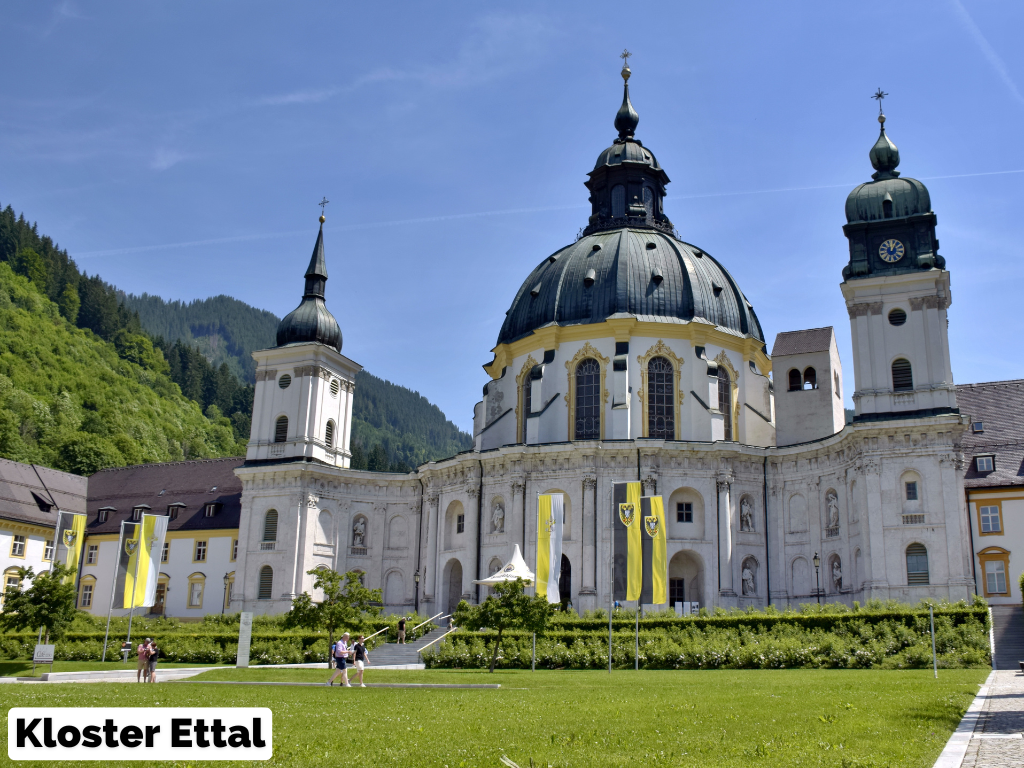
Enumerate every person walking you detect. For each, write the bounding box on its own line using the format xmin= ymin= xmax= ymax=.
xmin=352 ymin=635 xmax=370 ymax=687
xmin=136 ymin=639 xmax=152 ymax=683
xmin=326 ymin=633 xmax=351 ymax=686
xmin=147 ymin=643 xmax=160 ymax=683
xmin=397 ymin=617 xmax=406 ymax=644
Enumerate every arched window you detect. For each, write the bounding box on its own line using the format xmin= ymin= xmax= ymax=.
xmin=882 ymin=198 xmax=893 ymax=218
xmin=574 ymin=359 xmax=601 ymax=440
xmin=788 ymin=369 xmax=801 ymax=391
xmin=642 ymin=185 xmax=655 ymax=220
xmin=274 ymin=415 xmax=288 ymax=443
xmin=325 ymin=420 xmax=335 ymax=448
xmin=892 ymin=359 xmax=913 ymax=392
xmin=521 ymin=379 xmax=531 ymax=443
xmin=258 ymin=566 xmax=273 ymax=600
xmin=906 ymin=543 xmax=929 ymax=585
xmin=611 ymin=185 xmax=625 ymax=218
xmin=803 ymin=367 xmax=817 ymax=390
xmin=647 ymin=356 xmax=675 ymax=439
xmin=263 ymin=510 xmax=278 ymax=542
xmin=718 ymin=366 xmax=733 ymax=441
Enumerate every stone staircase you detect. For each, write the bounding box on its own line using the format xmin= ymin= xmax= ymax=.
xmin=369 ymin=626 xmax=451 ymax=668
xmin=991 ymin=605 xmax=1024 ymax=670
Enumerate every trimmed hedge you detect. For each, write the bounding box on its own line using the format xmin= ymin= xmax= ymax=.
xmin=423 ymin=606 xmax=991 ymax=671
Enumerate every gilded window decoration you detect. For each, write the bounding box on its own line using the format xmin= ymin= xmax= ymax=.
xmin=574 ymin=359 xmax=601 ymax=440
xmin=564 ymin=342 xmax=609 ymax=440
xmin=515 ymin=354 xmax=538 ymax=443
xmin=714 ymin=350 xmax=740 ymax=440
xmin=637 ymin=340 xmax=685 ymax=438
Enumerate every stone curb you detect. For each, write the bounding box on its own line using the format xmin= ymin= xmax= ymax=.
xmin=932 ymin=670 xmax=996 ymax=768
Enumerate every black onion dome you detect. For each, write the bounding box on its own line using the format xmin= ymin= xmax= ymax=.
xmin=276 ymin=220 xmax=342 ymax=352
xmin=845 ymin=115 xmax=931 ymax=224
xmin=496 ymin=229 xmax=764 ymax=346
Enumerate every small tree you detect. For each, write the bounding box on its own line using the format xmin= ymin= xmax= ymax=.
xmin=284 ymin=569 xmax=382 ymax=665
xmin=0 ymin=563 xmax=78 ymax=644
xmin=454 ymin=578 xmax=554 ymax=673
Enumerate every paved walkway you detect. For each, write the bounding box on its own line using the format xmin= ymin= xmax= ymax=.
xmin=934 ymin=671 xmax=1024 ymax=768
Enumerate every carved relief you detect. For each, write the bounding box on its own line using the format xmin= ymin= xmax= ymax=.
xmin=740 ymin=496 xmax=754 ymax=532
xmin=825 ymin=490 xmax=840 ymax=528
xmin=490 ymin=498 xmax=505 ymax=533
xmin=352 ymin=517 xmax=367 ymax=547
xmin=741 ymin=557 xmax=757 ymax=596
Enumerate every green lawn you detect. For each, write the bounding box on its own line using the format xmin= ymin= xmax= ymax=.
xmin=0 ymin=660 xmax=231 ymax=677
xmin=0 ymin=667 xmax=986 ymax=767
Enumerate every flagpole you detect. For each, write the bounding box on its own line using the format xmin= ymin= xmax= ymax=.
xmin=608 ymin=481 xmax=614 ymax=674
xmin=101 ymin=522 xmax=126 ymax=662
xmin=125 ymin=521 xmax=143 ymax=649
xmin=635 ymin=601 xmax=639 ymax=671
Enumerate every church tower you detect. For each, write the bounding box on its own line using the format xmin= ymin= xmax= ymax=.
xmin=246 ymin=214 xmax=360 ymax=466
xmin=840 ymin=100 xmax=956 ymax=421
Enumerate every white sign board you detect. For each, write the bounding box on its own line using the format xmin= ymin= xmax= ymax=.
xmin=236 ymin=612 xmax=253 ymax=668
xmin=33 ymin=644 xmax=55 ymax=664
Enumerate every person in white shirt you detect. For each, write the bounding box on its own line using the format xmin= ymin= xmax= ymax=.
xmin=326 ymin=633 xmax=352 ymax=686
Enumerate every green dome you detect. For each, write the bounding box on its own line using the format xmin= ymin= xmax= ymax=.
xmin=845 ymin=115 xmax=931 ymax=224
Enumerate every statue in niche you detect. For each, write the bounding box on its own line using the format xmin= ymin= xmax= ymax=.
xmin=741 ymin=562 xmax=756 ymax=596
xmin=826 ymin=491 xmax=840 ymax=529
xmin=832 ymin=559 xmax=843 ymax=591
xmin=740 ymin=498 xmax=754 ymax=532
xmin=352 ymin=518 xmax=366 ymax=547
xmin=491 ymin=502 xmax=505 ymax=534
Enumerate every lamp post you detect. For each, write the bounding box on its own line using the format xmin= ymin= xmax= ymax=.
xmin=813 ymin=553 xmax=821 ymax=605
xmin=222 ymin=573 xmax=231 ymax=615
xmin=413 ymin=570 xmax=420 ymax=615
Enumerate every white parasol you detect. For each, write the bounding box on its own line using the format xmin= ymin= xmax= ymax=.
xmin=472 ymin=544 xmax=535 ymax=586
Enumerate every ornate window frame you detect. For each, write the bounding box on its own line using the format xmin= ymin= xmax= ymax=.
xmin=978 ymin=546 xmax=1011 ymax=597
xmin=187 ymin=572 xmax=206 ymax=609
xmin=714 ymin=350 xmax=740 ymax=438
xmin=515 ymin=354 xmax=538 ymax=443
xmin=637 ymin=340 xmax=685 ymax=438
xmin=564 ymin=342 xmax=610 ymax=440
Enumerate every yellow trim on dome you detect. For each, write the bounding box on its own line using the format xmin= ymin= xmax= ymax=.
xmin=485 ymin=318 xmax=770 ymax=380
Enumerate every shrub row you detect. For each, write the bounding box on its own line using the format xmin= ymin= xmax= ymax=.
xmin=423 ymin=612 xmax=990 ymax=670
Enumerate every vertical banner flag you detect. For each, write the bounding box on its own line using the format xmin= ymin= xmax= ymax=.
xmin=536 ymin=494 xmax=564 ymax=603
xmin=53 ymin=510 xmax=86 ymax=582
xmin=124 ymin=514 xmax=169 ymax=608
xmin=639 ymin=496 xmax=668 ymax=605
xmin=612 ymin=482 xmax=642 ymax=601
xmin=113 ymin=523 xmax=139 ymax=610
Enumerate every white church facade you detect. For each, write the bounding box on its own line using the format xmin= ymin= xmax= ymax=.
xmin=52 ymin=66 xmax=982 ymax=622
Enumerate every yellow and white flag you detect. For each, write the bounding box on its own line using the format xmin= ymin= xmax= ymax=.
xmin=121 ymin=514 xmax=169 ymax=608
xmin=53 ymin=511 xmax=86 ymax=583
xmin=536 ymin=494 xmax=564 ymax=604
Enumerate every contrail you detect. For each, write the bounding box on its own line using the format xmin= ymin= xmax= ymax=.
xmin=949 ymin=0 xmax=1024 ymax=106
xmin=75 ymin=168 xmax=1024 ymax=259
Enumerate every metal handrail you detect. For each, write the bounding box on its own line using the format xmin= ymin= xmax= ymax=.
xmin=417 ymin=626 xmax=459 ymax=653
xmin=410 ymin=612 xmax=444 ymax=633
xmin=364 ymin=626 xmax=389 ymax=642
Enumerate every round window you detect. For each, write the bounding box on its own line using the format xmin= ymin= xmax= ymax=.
xmin=278 ymin=374 xmax=292 ymax=389
xmin=330 ymin=379 xmax=340 ymax=397
xmin=888 ymin=309 xmax=907 ymax=326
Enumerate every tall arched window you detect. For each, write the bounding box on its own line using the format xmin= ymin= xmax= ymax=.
xmin=647 ymin=356 xmax=674 ymax=439
xmin=521 ymin=379 xmax=531 ymax=443
xmin=611 ymin=185 xmax=625 ymax=218
xmin=882 ymin=198 xmax=893 ymax=218
xmin=263 ymin=510 xmax=278 ymax=542
xmin=274 ymin=415 xmax=288 ymax=443
xmin=803 ymin=367 xmax=817 ymax=389
xmin=788 ymin=369 xmax=801 ymax=391
xmin=324 ymin=420 xmax=335 ymax=447
xmin=574 ymin=359 xmax=601 ymax=440
xmin=642 ymin=185 xmax=655 ymax=220
xmin=906 ymin=543 xmax=929 ymax=585
xmin=892 ymin=359 xmax=913 ymax=391
xmin=258 ymin=566 xmax=273 ymax=600
xmin=718 ymin=366 xmax=733 ymax=441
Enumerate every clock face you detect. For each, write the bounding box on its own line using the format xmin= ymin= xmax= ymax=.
xmin=879 ymin=239 xmax=905 ymax=263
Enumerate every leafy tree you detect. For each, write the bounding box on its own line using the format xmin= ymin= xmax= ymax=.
xmin=454 ymin=578 xmax=555 ymax=672
xmin=55 ymin=432 xmax=125 ymax=475
xmin=14 ymin=248 xmax=48 ymax=293
xmin=58 ymin=282 xmax=80 ymax=323
xmin=0 ymin=563 xmax=79 ymax=644
xmin=284 ymin=568 xmax=382 ymax=665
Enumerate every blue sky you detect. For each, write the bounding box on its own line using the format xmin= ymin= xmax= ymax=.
xmin=2 ymin=1 xmax=1022 ymax=432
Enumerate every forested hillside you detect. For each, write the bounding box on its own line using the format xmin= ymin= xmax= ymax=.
xmin=121 ymin=293 xmax=278 ymax=381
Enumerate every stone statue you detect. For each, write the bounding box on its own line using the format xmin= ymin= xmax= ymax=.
xmin=352 ymin=518 xmax=366 ymax=547
xmin=740 ymin=498 xmax=754 ymax=532
xmin=742 ymin=564 xmax=756 ymax=596
xmin=826 ymin=491 xmax=840 ymax=528
xmin=832 ymin=560 xmax=842 ymax=591
xmin=491 ymin=502 xmax=505 ymax=534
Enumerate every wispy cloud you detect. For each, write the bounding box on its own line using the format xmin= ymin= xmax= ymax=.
xmin=253 ymin=88 xmax=340 ymax=107
xmin=949 ymin=0 xmax=1024 ymax=106
xmin=150 ymin=148 xmax=189 ymax=171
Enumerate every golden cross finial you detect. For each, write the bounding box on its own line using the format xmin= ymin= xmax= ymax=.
xmin=620 ymin=49 xmax=632 ymax=82
xmin=872 ymin=88 xmax=888 ymax=114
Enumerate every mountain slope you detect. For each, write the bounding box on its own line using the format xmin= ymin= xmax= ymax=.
xmin=0 ymin=263 xmax=242 ymax=475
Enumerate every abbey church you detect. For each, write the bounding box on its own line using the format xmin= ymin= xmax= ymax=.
xmin=4 ymin=61 xmax=1001 ymax=620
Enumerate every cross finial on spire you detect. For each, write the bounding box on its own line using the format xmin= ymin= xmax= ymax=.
xmin=620 ymin=49 xmax=632 ymax=82
xmin=872 ymin=88 xmax=888 ymax=113
xmin=318 ymin=196 xmax=329 ymax=223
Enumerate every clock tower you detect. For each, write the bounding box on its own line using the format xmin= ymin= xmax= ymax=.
xmin=840 ymin=106 xmax=957 ymax=421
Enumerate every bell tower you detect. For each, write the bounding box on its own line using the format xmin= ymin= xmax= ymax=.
xmin=247 ymin=212 xmax=361 ymax=466
xmin=840 ymin=95 xmax=956 ymax=422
